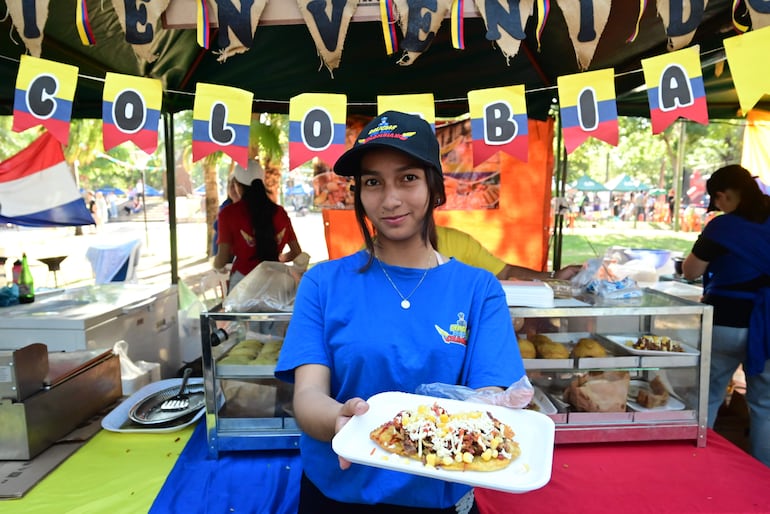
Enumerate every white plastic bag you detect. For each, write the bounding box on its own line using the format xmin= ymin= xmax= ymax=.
xmin=415 ymin=375 xmax=535 ymax=409
xmin=112 ymin=340 xmax=160 ymax=394
xmin=222 ymin=255 xmax=308 ymax=313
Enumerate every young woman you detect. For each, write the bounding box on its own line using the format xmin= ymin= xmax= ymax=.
xmin=214 ymin=160 xmax=302 ymax=290
xmin=682 ymin=164 xmax=770 ymax=467
xmin=275 ymin=111 xmax=526 ymax=512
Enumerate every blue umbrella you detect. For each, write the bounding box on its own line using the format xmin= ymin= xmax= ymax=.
xmin=143 ymin=185 xmax=163 ymax=197
xmin=96 ymin=186 xmax=126 ymax=196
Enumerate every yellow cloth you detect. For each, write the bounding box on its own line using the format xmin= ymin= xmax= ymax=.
xmin=436 ymin=225 xmax=506 ymax=276
xmin=3 ymin=427 xmax=194 ymax=514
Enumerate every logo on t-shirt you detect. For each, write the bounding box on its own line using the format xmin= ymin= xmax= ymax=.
xmin=434 ymin=312 xmax=468 ymax=346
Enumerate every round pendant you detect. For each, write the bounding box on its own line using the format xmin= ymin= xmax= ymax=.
xmin=400 ymin=299 xmax=411 ymax=309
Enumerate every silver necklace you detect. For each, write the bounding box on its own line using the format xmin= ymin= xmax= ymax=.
xmin=376 ymin=254 xmax=433 ymax=309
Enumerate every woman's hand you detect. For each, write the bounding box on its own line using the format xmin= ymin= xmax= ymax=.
xmin=336 ymin=397 xmax=369 ymax=470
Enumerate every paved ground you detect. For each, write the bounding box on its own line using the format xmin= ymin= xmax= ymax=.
xmin=0 ymin=209 xmax=329 ymax=292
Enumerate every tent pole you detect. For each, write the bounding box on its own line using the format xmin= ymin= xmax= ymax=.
xmin=672 ymin=120 xmax=687 ymax=232
xmin=164 ymin=112 xmax=179 ymax=284
xmin=552 ymin=109 xmax=565 ymax=271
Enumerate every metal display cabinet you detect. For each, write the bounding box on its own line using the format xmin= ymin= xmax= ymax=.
xmin=200 ymin=309 xmax=298 ymax=459
xmin=512 ymin=288 xmax=713 ymax=447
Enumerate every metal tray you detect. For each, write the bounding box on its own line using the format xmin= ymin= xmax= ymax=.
xmin=127 ymin=383 xmax=206 ymax=425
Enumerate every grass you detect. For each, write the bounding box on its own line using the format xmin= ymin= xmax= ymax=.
xmin=554 ymin=220 xmax=699 ymax=266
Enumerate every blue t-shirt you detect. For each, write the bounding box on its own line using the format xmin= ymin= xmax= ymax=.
xmin=275 ymin=251 xmax=524 ymax=507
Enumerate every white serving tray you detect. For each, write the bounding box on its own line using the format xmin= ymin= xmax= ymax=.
xmin=600 ymin=334 xmax=700 ymax=356
xmin=626 ymin=379 xmax=686 ymax=412
xmin=332 ymin=391 xmax=555 ymax=494
xmin=102 ymin=378 xmax=206 ymax=433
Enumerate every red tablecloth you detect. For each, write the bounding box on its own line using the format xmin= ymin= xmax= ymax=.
xmin=476 ymin=430 xmax=770 ymax=513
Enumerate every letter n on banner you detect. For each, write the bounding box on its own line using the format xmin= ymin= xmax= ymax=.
xmin=13 ymin=55 xmax=78 ymax=145
xmin=103 ymin=73 xmax=162 ymax=154
xmin=642 ymin=45 xmax=709 ymax=134
xmin=557 ymin=68 xmax=618 ymax=154
xmin=192 ymin=83 xmax=253 ymax=168
xmin=288 ymin=93 xmax=347 ymax=171
xmin=468 ymin=85 xmax=528 ymax=166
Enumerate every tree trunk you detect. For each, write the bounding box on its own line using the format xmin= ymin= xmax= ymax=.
xmin=203 ymin=156 xmax=221 ymax=258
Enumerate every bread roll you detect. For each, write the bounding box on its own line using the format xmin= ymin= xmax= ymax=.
xmin=571 ymin=338 xmax=607 ymax=358
xmin=518 ymin=338 xmax=536 ymax=359
xmin=536 ymin=340 xmax=569 ymax=359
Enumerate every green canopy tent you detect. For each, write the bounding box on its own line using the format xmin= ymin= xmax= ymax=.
xmin=571 ymin=175 xmax=608 ymax=192
xmin=606 ymin=173 xmax=649 ymax=192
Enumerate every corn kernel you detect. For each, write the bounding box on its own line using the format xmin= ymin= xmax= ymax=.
xmin=462 ymin=452 xmax=474 ymax=464
xmin=425 ymin=454 xmax=436 ymax=467
xmin=481 ymin=449 xmax=492 ymax=461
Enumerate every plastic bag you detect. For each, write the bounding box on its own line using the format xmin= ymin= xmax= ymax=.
xmin=571 ymin=257 xmax=644 ymax=298
xmin=415 ymin=375 xmax=535 ymax=409
xmin=112 ymin=340 xmax=160 ymax=394
xmin=222 ymin=255 xmax=308 ymax=313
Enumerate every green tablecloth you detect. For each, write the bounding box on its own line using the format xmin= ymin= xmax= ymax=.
xmin=2 ymin=426 xmax=194 ymax=514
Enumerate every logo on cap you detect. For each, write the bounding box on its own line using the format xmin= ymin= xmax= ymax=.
xmin=358 ymin=116 xmax=417 ymax=145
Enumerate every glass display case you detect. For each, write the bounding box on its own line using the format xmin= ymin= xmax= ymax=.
xmin=199 ymin=309 xmax=298 ymax=459
xmin=512 ymin=288 xmax=712 ymax=447
xmin=199 ymin=289 xmax=713 ymax=459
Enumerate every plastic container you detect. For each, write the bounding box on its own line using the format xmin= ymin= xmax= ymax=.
xmin=624 ymin=249 xmax=672 ymax=270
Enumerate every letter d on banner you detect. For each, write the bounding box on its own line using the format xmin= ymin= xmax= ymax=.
xmin=289 ymin=93 xmax=347 ymax=171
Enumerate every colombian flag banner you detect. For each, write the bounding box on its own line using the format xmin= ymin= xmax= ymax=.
xmin=642 ymin=45 xmax=709 ymax=134
xmin=377 ymin=94 xmax=436 ymax=129
xmin=288 ymin=93 xmax=347 ymax=171
xmin=558 ymin=68 xmax=618 ymax=154
xmin=723 ymin=26 xmax=770 ymax=116
xmin=102 ymin=73 xmax=163 ymax=154
xmin=468 ymin=85 xmax=528 ymax=166
xmin=13 ymin=55 xmax=78 ymax=145
xmin=192 ymin=83 xmax=253 ymax=168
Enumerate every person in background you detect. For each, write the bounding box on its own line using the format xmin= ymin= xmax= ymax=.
xmin=275 ymin=111 xmax=525 ymax=512
xmin=682 ymin=164 xmax=770 ymax=468
xmin=436 ymin=225 xmax=582 ymax=281
xmin=95 ymin=191 xmax=108 ymax=228
xmin=214 ymin=160 xmax=302 ymax=291
xmin=211 ymin=173 xmax=241 ymax=256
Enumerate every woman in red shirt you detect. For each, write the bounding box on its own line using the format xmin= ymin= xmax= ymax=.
xmin=214 ymin=160 xmax=302 ymax=290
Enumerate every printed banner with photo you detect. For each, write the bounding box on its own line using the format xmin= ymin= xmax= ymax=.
xmin=311 ymin=116 xmax=500 ymax=211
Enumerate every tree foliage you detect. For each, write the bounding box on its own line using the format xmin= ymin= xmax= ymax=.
xmin=563 ymin=116 xmax=745 ymax=189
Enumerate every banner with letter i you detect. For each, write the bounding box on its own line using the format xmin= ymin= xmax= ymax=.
xmin=192 ymin=83 xmax=253 ymax=168
xmin=558 ymin=68 xmax=618 ymax=154
xmin=468 ymin=85 xmax=528 ymax=166
xmin=102 ymin=73 xmax=163 ymax=154
xmin=13 ymin=55 xmax=78 ymax=145
xmin=288 ymin=93 xmax=347 ymax=171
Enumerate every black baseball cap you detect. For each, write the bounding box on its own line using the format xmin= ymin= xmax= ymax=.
xmin=333 ymin=111 xmax=442 ymax=177
xmin=706 ymin=164 xmax=754 ymax=211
